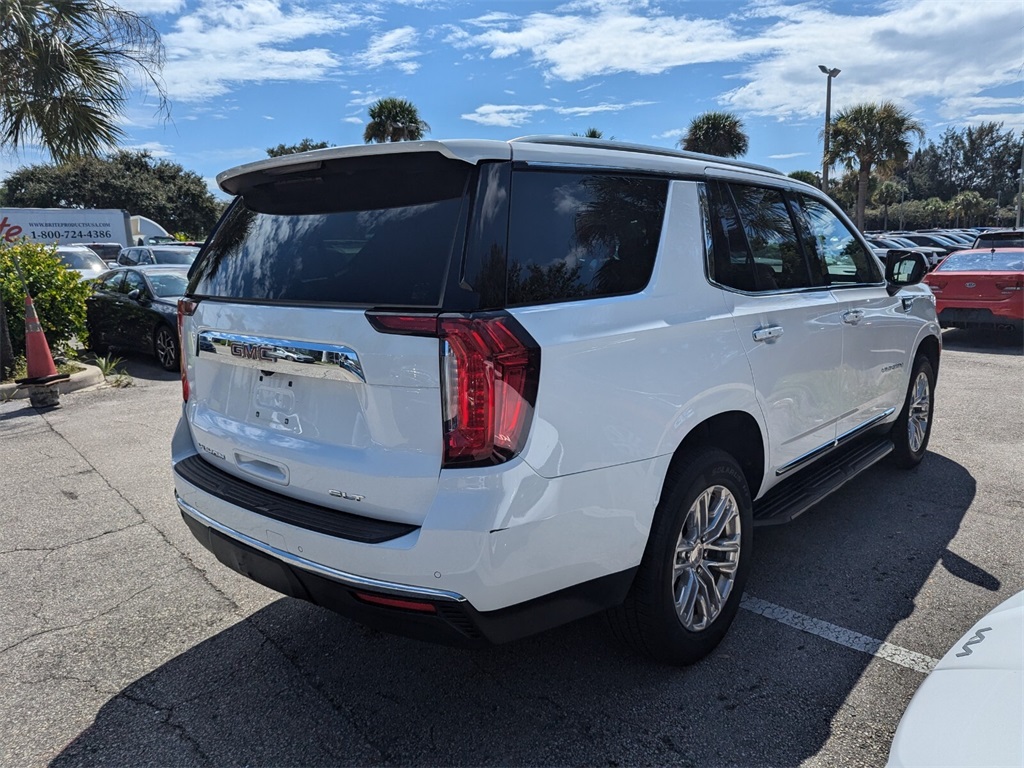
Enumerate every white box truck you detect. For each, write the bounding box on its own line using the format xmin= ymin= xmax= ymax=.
xmin=0 ymin=208 xmax=132 ymax=247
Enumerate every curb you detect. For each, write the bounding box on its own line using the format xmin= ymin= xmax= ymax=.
xmin=0 ymin=363 xmax=105 ymax=401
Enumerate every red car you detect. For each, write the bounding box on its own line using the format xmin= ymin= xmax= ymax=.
xmin=925 ymin=248 xmax=1024 ymax=333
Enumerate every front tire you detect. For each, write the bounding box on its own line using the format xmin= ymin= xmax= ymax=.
xmin=154 ymin=325 xmax=180 ymax=371
xmin=608 ymin=448 xmax=753 ymax=666
xmin=890 ymin=355 xmax=935 ymax=469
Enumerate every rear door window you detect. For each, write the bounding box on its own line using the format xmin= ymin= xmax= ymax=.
xmin=505 ymin=170 xmax=668 ymax=306
xmin=707 ymin=182 xmax=816 ymax=292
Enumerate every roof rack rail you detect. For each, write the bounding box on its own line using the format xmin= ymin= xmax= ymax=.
xmin=510 ymin=134 xmax=782 ymax=176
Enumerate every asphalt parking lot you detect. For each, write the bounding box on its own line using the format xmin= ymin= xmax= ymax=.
xmin=1 ymin=328 xmax=1021 ymax=768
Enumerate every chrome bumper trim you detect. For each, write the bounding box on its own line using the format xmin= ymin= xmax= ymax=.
xmin=176 ymin=494 xmax=466 ymax=603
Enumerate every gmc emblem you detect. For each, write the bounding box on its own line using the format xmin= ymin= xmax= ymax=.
xmin=230 ymin=342 xmax=276 ymax=361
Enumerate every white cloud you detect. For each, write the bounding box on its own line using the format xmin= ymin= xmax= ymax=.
xmin=461 ymin=99 xmax=653 ymax=127
xmin=718 ymin=1 xmax=1024 ymax=125
xmin=159 ymin=0 xmax=370 ymax=101
xmin=451 ymin=3 xmax=763 ymax=81
xmin=462 ymin=103 xmax=549 ymax=127
xmin=448 ymin=0 xmax=1023 ymax=131
xmin=653 ymin=128 xmax=684 ymax=140
xmin=123 ymin=141 xmax=175 ymax=158
xmin=354 ymin=27 xmax=422 ymax=74
xmin=555 ymin=100 xmax=654 ymax=116
xmin=343 ymin=117 xmax=364 ymax=125
xmin=768 ymin=152 xmax=809 ymax=160
xmin=347 ymin=92 xmax=386 ymax=108
xmin=117 ymin=0 xmax=185 ymax=14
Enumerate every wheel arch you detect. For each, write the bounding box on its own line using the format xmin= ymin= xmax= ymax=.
xmin=665 ymin=410 xmax=766 ymax=501
xmin=915 ymin=333 xmax=941 ymax=380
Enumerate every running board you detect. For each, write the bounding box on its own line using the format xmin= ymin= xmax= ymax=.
xmin=753 ymin=437 xmax=893 ymax=526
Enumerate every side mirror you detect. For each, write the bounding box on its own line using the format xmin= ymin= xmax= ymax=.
xmin=885 ymin=249 xmax=927 ymax=295
xmin=127 ymin=288 xmax=143 ymax=301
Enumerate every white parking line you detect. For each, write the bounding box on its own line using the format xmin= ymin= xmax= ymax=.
xmin=741 ymin=596 xmax=939 ymax=674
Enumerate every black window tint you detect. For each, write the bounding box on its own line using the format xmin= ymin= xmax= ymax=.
xmin=796 ymin=196 xmax=881 ymax=284
xmin=151 ymin=247 xmax=198 ymax=265
xmin=730 ymin=184 xmax=812 ymax=290
xmin=506 ymin=171 xmax=667 ymax=306
xmin=123 ymin=271 xmax=146 ymax=294
xmin=706 ymin=181 xmax=761 ymax=291
xmin=100 ymin=272 xmax=124 ymax=292
xmin=191 ymin=155 xmax=471 ymax=307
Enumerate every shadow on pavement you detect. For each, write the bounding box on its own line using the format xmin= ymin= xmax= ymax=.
xmin=79 ymin=350 xmax=180 ymax=383
xmin=940 ymin=327 xmax=1023 ymax=356
xmin=54 ymin=454 xmax=976 ymax=767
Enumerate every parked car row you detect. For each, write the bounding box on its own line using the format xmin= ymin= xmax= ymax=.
xmin=868 ymin=227 xmax=1024 ymax=334
xmin=66 ymin=241 xmax=202 ymax=269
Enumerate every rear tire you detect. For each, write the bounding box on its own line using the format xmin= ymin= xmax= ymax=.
xmin=607 ymin=447 xmax=753 ymax=666
xmin=890 ymin=355 xmax=935 ymax=469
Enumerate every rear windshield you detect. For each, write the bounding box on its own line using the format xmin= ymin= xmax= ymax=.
xmin=972 ymin=232 xmax=1024 ymax=249
xmin=148 ymin=272 xmax=189 ymax=297
xmin=151 ymin=247 xmax=198 ymax=264
xmin=936 ymin=251 xmax=1024 ymax=272
xmin=190 ymin=154 xmax=471 ymax=307
xmin=57 ymin=249 xmax=106 ymax=270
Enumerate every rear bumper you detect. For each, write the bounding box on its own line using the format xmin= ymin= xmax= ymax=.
xmin=178 ymin=496 xmax=635 ymax=646
xmin=937 ymin=306 xmax=1023 ymax=331
xmin=172 ymin=411 xmax=666 ymax=634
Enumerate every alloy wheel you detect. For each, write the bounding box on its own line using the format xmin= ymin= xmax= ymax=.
xmin=907 ymin=371 xmax=931 ymax=453
xmin=672 ymin=484 xmax=742 ymax=632
xmin=155 ymin=327 xmax=177 ymax=370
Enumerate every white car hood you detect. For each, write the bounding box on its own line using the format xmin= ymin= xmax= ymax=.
xmin=888 ymin=590 xmax=1024 ymax=767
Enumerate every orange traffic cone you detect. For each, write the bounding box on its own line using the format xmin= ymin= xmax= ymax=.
xmin=22 ymin=294 xmax=59 ymax=382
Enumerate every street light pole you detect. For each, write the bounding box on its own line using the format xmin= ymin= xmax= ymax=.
xmin=819 ymin=65 xmax=841 ymax=195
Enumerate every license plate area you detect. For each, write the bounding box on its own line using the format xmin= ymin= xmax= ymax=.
xmin=252 ymin=372 xmax=301 ymax=433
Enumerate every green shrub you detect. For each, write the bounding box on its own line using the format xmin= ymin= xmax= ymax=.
xmin=0 ymin=241 xmax=92 ymax=357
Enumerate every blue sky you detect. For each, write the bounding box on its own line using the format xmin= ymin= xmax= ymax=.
xmin=2 ymin=0 xmax=1022 ymax=199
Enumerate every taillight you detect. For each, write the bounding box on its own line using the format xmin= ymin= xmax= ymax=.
xmin=926 ymin=279 xmax=945 ymax=293
xmin=367 ymin=311 xmax=540 ymax=467
xmin=177 ymin=298 xmax=198 ymax=401
xmin=995 ymin=279 xmax=1024 ymax=292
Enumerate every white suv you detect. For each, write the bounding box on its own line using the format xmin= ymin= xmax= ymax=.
xmin=172 ymin=137 xmax=940 ymax=665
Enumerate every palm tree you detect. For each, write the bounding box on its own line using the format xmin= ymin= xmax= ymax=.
xmin=872 ymin=179 xmax=906 ymax=230
xmin=0 ymin=0 xmax=165 ymax=162
xmin=950 ymin=190 xmax=985 ymax=227
xmin=825 ymin=101 xmax=924 ymax=231
xmin=363 ymin=98 xmax=429 ymax=143
xmin=679 ymin=111 xmax=749 ymax=158
xmin=923 ymin=197 xmax=948 ymax=227
xmin=571 ymin=128 xmax=605 ymax=139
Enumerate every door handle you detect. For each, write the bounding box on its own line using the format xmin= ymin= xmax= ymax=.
xmin=752 ymin=325 xmax=784 ymax=343
xmin=842 ymin=309 xmax=865 ymax=325
xmin=901 ymin=297 xmax=916 ymax=313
